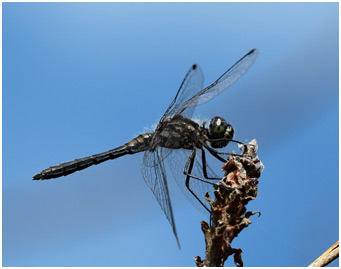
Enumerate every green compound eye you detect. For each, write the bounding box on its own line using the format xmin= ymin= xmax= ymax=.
xmin=214 ymin=124 xmax=225 ymax=134
xmin=209 ymin=116 xmax=229 ymax=139
xmin=208 ymin=116 xmax=234 ymax=148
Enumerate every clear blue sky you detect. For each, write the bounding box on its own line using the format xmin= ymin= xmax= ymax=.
xmin=3 ymin=2 xmax=338 ymax=267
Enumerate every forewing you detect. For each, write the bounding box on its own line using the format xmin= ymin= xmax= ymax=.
xmin=141 ymin=149 xmax=180 ymax=247
xmin=160 ymin=64 xmax=204 ymax=122
xmin=175 ymin=49 xmax=259 ymax=115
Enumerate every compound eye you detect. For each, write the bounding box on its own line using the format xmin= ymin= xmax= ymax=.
xmin=209 ymin=117 xmax=228 ymax=139
xmin=213 ymin=122 xmax=227 ymax=136
xmin=208 ymin=116 xmax=234 ymax=148
xmin=226 ymin=125 xmax=233 ymax=134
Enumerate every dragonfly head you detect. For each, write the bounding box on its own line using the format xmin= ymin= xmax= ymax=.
xmin=207 ymin=116 xmax=234 ymax=148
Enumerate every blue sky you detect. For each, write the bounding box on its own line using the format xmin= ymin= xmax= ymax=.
xmin=3 ymin=2 xmax=338 ymax=267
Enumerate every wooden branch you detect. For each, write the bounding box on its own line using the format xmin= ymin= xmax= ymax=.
xmin=308 ymin=240 xmax=339 ymax=267
xmin=195 ymin=139 xmax=263 ymax=267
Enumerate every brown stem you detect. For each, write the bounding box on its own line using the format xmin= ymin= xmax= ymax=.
xmin=195 ymin=139 xmax=263 ymax=267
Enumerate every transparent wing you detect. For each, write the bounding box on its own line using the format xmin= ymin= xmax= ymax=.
xmin=164 ymin=148 xmax=221 ymax=217
xmin=160 ymin=64 xmax=204 ymax=122
xmin=141 ymin=149 xmax=180 ymax=247
xmin=174 ymin=49 xmax=259 ymax=116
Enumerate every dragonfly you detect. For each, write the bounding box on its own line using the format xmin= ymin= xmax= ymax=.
xmin=33 ymin=49 xmax=259 ymax=248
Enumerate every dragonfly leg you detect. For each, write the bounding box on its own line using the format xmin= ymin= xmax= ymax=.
xmin=200 ymin=148 xmax=221 ymax=180
xmin=203 ymin=144 xmax=227 ymax=163
xmin=204 ymin=140 xmax=248 ymax=160
xmin=184 ymin=149 xmax=211 ymax=214
xmin=183 ymin=149 xmax=236 ymax=214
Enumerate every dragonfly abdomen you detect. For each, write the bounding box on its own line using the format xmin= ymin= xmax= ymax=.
xmin=33 ymin=133 xmax=153 ymax=180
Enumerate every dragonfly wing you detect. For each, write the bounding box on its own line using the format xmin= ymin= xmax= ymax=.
xmin=160 ymin=64 xmax=204 ymax=122
xmin=141 ymin=149 xmax=180 ymax=247
xmin=176 ymin=49 xmax=259 ymax=115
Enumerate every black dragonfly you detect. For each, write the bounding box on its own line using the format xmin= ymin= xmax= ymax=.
xmin=33 ymin=49 xmax=259 ymax=247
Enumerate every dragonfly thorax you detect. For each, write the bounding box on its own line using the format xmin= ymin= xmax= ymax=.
xmin=207 ymin=116 xmax=234 ymax=148
xmin=154 ymin=115 xmax=207 ymax=150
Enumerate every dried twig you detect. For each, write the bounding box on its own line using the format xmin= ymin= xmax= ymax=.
xmin=308 ymin=240 xmax=339 ymax=267
xmin=195 ymin=139 xmax=263 ymax=267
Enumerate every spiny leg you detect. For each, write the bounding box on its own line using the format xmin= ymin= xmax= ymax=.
xmin=200 ymin=148 xmax=221 ymax=180
xmin=183 ymin=150 xmax=227 ymax=188
xmin=183 ymin=149 xmax=233 ymax=212
xmin=205 ymin=139 xmax=248 ymax=159
xmin=183 ymin=148 xmax=236 ymax=214
xmin=183 ymin=149 xmax=211 ymax=214
xmin=203 ymin=144 xmax=227 ymax=163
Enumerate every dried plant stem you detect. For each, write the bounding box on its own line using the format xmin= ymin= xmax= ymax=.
xmin=308 ymin=240 xmax=339 ymax=267
xmin=195 ymin=139 xmax=263 ymax=267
